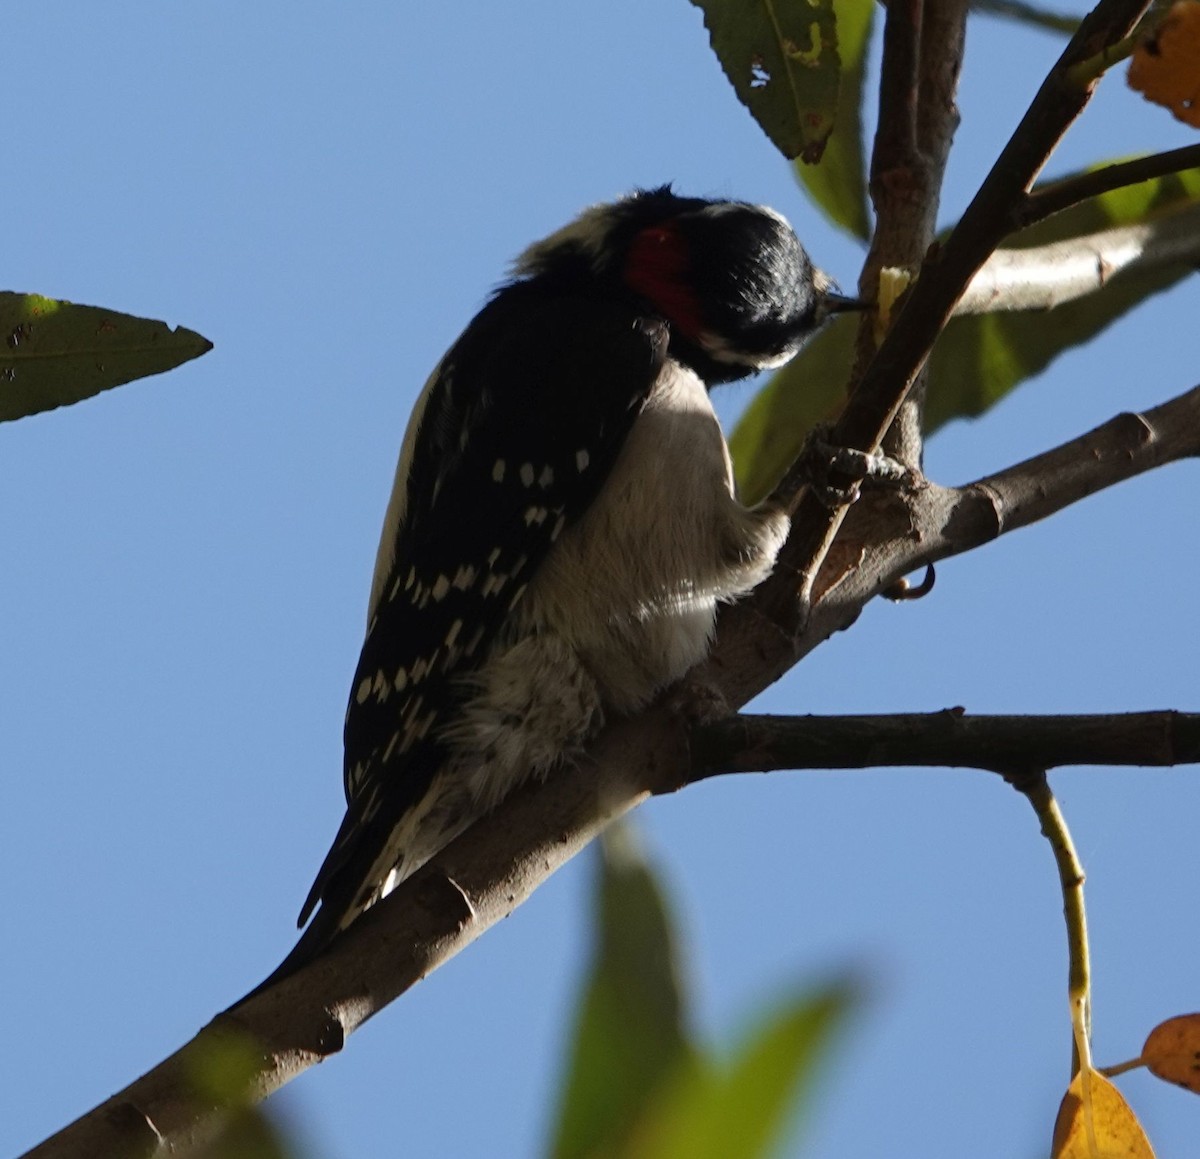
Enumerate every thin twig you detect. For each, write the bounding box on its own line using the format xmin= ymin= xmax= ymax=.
xmin=1016 ymin=144 xmax=1200 ymax=229
xmin=1064 ymin=31 xmax=1140 ymax=86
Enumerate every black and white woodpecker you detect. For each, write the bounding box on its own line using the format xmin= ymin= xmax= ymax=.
xmin=271 ymin=187 xmax=860 ymax=982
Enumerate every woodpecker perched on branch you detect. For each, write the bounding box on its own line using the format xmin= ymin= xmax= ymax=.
xmin=268 ymin=187 xmax=860 ymax=984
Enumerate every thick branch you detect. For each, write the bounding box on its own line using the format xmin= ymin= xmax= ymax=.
xmin=957 ymin=202 xmax=1200 ymax=314
xmin=688 ymin=711 xmax=1200 ymax=781
xmin=962 ymin=380 xmax=1200 ymax=537
xmin=22 ymin=716 xmax=671 ymax=1159
xmin=27 ymin=369 xmax=1200 ymax=1158
xmin=706 ymin=378 xmax=1200 ymax=712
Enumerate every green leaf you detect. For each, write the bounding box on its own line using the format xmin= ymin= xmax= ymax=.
xmin=185 ymin=1029 xmax=304 ymax=1159
xmin=549 ymin=824 xmax=698 ymax=1159
xmin=0 ymin=292 xmax=212 ymax=422
xmin=627 ymin=978 xmax=859 ymax=1159
xmin=924 ymin=164 xmax=1200 ymax=433
xmin=188 ymin=1109 xmax=299 ymax=1159
xmin=793 ymin=0 xmax=874 ymax=239
xmin=689 ymin=0 xmax=844 ymax=162
xmin=730 ymin=314 xmax=858 ymax=505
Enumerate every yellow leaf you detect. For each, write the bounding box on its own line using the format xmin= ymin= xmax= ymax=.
xmin=1127 ymin=1 xmax=1200 ymax=128
xmin=1051 ymin=1068 xmax=1155 ymax=1158
xmin=1143 ymin=1013 xmax=1200 ymax=1094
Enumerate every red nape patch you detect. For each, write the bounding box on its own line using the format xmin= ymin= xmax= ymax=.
xmin=624 ymin=224 xmax=704 ymax=340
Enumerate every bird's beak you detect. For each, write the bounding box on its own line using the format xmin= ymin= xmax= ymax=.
xmin=823 ymin=291 xmax=868 ymax=314
xmin=812 ymin=268 xmax=868 ymax=315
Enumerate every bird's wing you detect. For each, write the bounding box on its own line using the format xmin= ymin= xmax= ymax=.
xmin=296 ymin=291 xmax=668 ymax=937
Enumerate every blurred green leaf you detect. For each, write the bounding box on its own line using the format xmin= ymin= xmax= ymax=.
xmin=187 ymin=1029 xmax=266 ymax=1107
xmin=627 ymin=979 xmax=859 ymax=1159
xmin=924 ymin=164 xmax=1200 ymax=432
xmin=550 ymin=824 xmax=698 ymax=1159
xmin=189 ymin=1109 xmax=298 ymax=1159
xmin=793 ymin=0 xmax=874 ymax=239
xmin=731 ymin=162 xmax=1200 ymax=500
xmin=973 ymin=0 xmax=1081 ymax=35
xmin=0 ymin=292 xmax=212 ymax=422
xmin=730 ymin=314 xmax=857 ymax=504
xmin=689 ymin=0 xmax=843 ymax=162
xmin=186 ymin=1030 xmax=304 ymax=1159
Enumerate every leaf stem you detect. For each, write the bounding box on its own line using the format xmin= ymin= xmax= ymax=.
xmin=1009 ymin=771 xmax=1092 ymax=1076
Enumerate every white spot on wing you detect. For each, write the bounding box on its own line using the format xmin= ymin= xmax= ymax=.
xmin=520 ymin=462 xmax=535 ymax=487
xmin=356 ymin=677 xmax=372 ymax=705
xmin=492 ymin=459 xmax=505 ymax=482
xmin=432 ymin=574 xmax=451 ymax=601
xmin=445 ymin=619 xmax=463 ymax=648
xmin=538 ymin=464 xmax=554 ymax=488
xmin=575 ymin=448 xmax=590 ymax=472
xmin=453 ymin=564 xmax=477 ymax=590
xmin=394 ymin=667 xmax=409 ymax=691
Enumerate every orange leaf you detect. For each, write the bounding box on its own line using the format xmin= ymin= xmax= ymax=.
xmin=1143 ymin=1013 xmax=1200 ymax=1094
xmin=1127 ymin=1 xmax=1200 ymax=127
xmin=1051 ymin=1068 xmax=1155 ymax=1158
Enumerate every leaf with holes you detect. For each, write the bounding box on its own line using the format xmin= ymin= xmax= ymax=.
xmin=689 ymin=0 xmax=844 ymax=161
xmin=792 ymin=0 xmax=874 ymax=239
xmin=0 ymin=292 xmax=212 ymax=422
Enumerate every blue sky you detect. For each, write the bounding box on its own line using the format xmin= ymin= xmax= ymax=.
xmin=4 ymin=5 xmax=1198 ymax=1157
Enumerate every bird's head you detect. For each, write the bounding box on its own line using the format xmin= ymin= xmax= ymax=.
xmin=513 ymin=186 xmax=863 ymax=384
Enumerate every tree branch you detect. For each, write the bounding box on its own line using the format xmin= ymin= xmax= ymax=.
xmin=1017 ymin=143 xmax=1200 ymax=229
xmin=687 ymin=711 xmax=1200 ymax=781
xmin=765 ymin=0 xmax=1151 ymax=622
xmin=25 ymin=369 xmax=1200 ymax=1158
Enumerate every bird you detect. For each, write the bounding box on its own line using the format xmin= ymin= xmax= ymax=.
xmin=266 ymin=186 xmax=860 ymax=986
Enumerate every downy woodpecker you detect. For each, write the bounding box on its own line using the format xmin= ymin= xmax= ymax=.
xmin=279 ymin=187 xmax=859 ymax=978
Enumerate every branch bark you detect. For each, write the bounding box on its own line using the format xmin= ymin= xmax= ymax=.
xmin=688 ymin=711 xmax=1200 ymax=780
